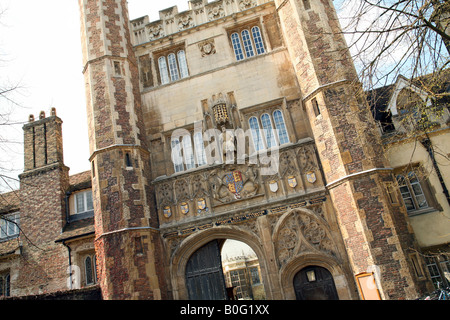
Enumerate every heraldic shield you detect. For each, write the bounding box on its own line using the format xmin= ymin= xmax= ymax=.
xmin=225 ymin=170 xmax=244 ymax=199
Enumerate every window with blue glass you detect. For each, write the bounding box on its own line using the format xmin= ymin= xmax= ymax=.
xmin=261 ymin=113 xmax=277 ymax=149
xmin=248 ymin=109 xmax=290 ymax=153
xmin=273 ymin=110 xmax=290 ymax=145
xmin=241 ymin=30 xmax=255 ymax=58
xmin=251 ymin=26 xmax=265 ymax=55
xmin=230 ymin=25 xmax=265 ymax=61
xmin=249 ymin=116 xmax=265 ymax=152
xmin=158 ymin=49 xmax=189 ymax=85
xmin=231 ymin=33 xmax=244 ymax=61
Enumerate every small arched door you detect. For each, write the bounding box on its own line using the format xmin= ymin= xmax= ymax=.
xmin=293 ymin=266 xmax=339 ymax=300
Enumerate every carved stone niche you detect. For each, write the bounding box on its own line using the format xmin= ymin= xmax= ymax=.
xmin=204 ymin=92 xmax=240 ymax=131
xmin=273 ymin=209 xmax=339 ymax=268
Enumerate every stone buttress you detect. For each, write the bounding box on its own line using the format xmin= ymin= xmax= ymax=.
xmin=78 ymin=0 xmax=169 ymax=299
xmin=275 ymin=0 xmax=429 ymax=299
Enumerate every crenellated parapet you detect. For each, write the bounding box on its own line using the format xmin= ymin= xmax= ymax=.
xmin=131 ymin=0 xmax=272 ymax=45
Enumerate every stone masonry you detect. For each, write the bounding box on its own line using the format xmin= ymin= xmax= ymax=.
xmin=275 ymin=0 xmax=428 ymax=299
xmin=79 ymin=0 xmax=169 ymax=299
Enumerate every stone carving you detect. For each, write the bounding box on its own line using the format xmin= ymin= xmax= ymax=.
xmin=207 ymin=5 xmax=225 ymax=21
xmin=148 ymin=23 xmax=165 ymax=41
xmin=199 ymin=40 xmax=216 ymax=57
xmin=239 ymin=0 xmax=257 ymax=11
xmin=297 ymin=144 xmax=317 ymax=172
xmin=209 ymin=165 xmax=260 ymax=203
xmin=156 ymin=182 xmax=174 ymax=206
xmin=274 ymin=209 xmax=338 ymax=267
xmin=178 ymin=14 xmax=194 ymax=30
xmin=175 ymin=178 xmax=190 ymax=202
xmin=279 ymin=150 xmax=297 ymax=178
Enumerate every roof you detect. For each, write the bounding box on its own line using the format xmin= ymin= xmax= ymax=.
xmin=0 ymin=190 xmax=21 ymax=215
xmin=0 ymin=170 xmax=95 ymax=244
xmin=367 ymin=70 xmax=450 ymax=132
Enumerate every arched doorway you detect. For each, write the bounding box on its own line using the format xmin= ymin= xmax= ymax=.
xmin=293 ymin=266 xmax=339 ymax=300
xmin=184 ymin=239 xmax=266 ymax=300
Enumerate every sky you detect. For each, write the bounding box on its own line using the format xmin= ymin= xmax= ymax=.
xmin=0 ymin=0 xmax=190 ymax=191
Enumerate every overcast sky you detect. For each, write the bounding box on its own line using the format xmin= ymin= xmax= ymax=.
xmin=0 ymin=0 xmax=351 ymax=192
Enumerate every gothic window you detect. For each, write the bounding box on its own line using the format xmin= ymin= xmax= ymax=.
xmin=273 ymin=110 xmax=290 ymax=145
xmin=0 ymin=212 xmax=20 ymax=240
xmin=230 ymin=24 xmax=265 ymax=61
xmin=261 ymin=113 xmax=277 ymax=149
xmin=251 ymin=27 xmax=265 ymax=55
xmin=171 ymin=138 xmax=184 ymax=173
xmin=231 ymin=33 xmax=244 ymax=61
xmin=177 ymin=50 xmax=189 ymax=79
xmin=182 ymin=135 xmax=196 ymax=170
xmin=249 ymin=109 xmax=290 ymax=153
xmin=158 ymin=49 xmax=189 ymax=85
xmin=168 ymin=53 xmax=180 ymax=81
xmin=194 ymin=132 xmax=207 ymax=167
xmin=396 ymin=171 xmax=428 ymax=212
xmin=171 ymin=132 xmax=207 ymax=173
xmin=84 ymin=254 xmax=97 ymax=286
xmin=241 ymin=30 xmax=255 ymax=58
xmin=0 ymin=273 xmax=10 ymax=297
xmin=249 ymin=117 xmax=265 ymax=152
xmin=424 ymin=255 xmax=450 ymax=288
xmin=158 ymin=56 xmax=170 ymax=85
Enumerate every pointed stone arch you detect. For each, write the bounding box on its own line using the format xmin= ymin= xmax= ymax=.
xmin=169 ymin=226 xmax=275 ymax=300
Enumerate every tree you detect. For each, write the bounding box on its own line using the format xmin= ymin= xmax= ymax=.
xmin=337 ymin=0 xmax=449 ymax=94
xmin=0 ymin=7 xmax=25 ymax=193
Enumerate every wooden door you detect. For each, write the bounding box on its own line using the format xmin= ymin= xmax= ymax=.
xmin=294 ymin=266 xmax=339 ymax=300
xmin=185 ymin=240 xmax=228 ymax=300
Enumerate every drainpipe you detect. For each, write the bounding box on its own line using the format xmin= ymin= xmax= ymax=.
xmin=420 ymin=138 xmax=450 ymax=207
xmin=65 ymin=191 xmax=72 ymax=224
xmin=62 ymin=241 xmax=73 ymax=290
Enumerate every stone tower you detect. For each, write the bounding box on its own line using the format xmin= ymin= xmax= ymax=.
xmin=17 ymin=109 xmax=70 ymax=294
xmin=275 ymin=0 xmax=428 ymax=299
xmin=78 ymin=0 xmax=169 ymax=299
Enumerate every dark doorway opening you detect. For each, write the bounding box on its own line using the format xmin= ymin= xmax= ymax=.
xmin=293 ymin=266 xmax=339 ymax=300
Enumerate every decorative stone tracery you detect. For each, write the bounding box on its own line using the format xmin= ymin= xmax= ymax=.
xmin=273 ymin=209 xmax=338 ymax=267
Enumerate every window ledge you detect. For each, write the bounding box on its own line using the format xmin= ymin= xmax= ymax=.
xmin=407 ymin=207 xmax=439 ymax=217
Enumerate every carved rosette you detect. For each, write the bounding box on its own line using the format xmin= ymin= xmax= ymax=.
xmin=274 ymin=209 xmax=338 ymax=267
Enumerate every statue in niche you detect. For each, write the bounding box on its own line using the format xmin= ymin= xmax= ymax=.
xmin=221 ymin=126 xmax=236 ymax=161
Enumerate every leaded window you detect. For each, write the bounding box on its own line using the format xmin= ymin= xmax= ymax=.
xmin=158 ymin=50 xmax=189 ymax=85
xmin=230 ymin=25 xmax=265 ymax=61
xmin=194 ymin=132 xmax=207 ymax=167
xmin=273 ymin=110 xmax=290 ymax=145
xmin=84 ymin=254 xmax=97 ymax=286
xmin=251 ymin=27 xmax=265 ymax=55
xmin=261 ymin=114 xmax=277 ymax=149
xmin=231 ymin=33 xmax=244 ymax=61
xmin=241 ymin=30 xmax=255 ymax=58
xmin=0 ymin=273 xmax=10 ymax=297
xmin=249 ymin=117 xmax=265 ymax=152
xmin=396 ymin=172 xmax=428 ymax=212
xmin=0 ymin=213 xmax=20 ymax=240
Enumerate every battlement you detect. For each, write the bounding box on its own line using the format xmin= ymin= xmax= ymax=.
xmin=130 ymin=0 xmax=272 ymax=45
